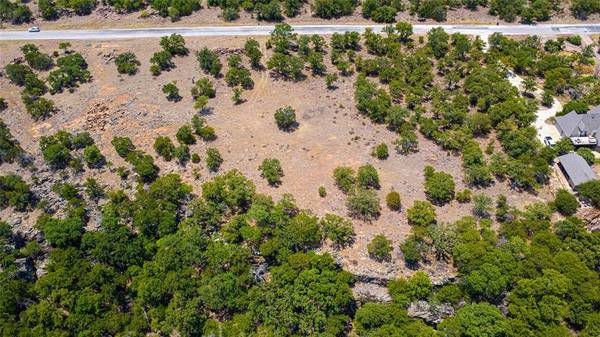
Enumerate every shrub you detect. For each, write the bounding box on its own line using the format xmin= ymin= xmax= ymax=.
xmin=206 ymin=147 xmax=223 ymax=172
xmin=472 ymin=194 xmax=493 ymax=218
xmin=320 ymin=213 xmax=355 ymax=247
xmin=400 ymin=236 xmax=422 ymax=265
xmin=176 ymin=125 xmax=196 ymax=145
xmin=367 ymin=234 xmax=392 ymax=261
xmin=24 ymin=97 xmax=55 ymax=120
xmin=47 ymin=53 xmax=91 ymax=93
xmin=388 ymin=272 xmax=433 ymax=305
xmin=71 ymin=132 xmax=94 ymax=149
xmin=39 ymin=134 xmax=72 ymax=169
xmin=553 ymin=189 xmax=579 ymax=216
xmin=153 ymin=136 xmax=176 ymax=161
xmin=115 ymin=52 xmax=140 ymax=75
xmin=333 ymin=166 xmax=356 ymax=193
xmin=150 ymin=50 xmax=174 ymax=74
xmin=357 ymin=164 xmax=380 ymax=189
xmin=326 ymin=73 xmax=338 ymax=89
xmin=411 ymin=0 xmax=447 ymax=21
xmin=0 ymin=98 xmax=6 ymax=112
xmin=191 ymin=153 xmax=201 ymax=163
xmin=84 ymin=178 xmax=104 ymax=201
xmin=127 ymin=151 xmax=159 ymax=182
xmin=371 ymin=143 xmax=389 ymax=159
xmin=83 ymin=145 xmax=105 ymax=168
xmin=407 ymin=200 xmax=436 ymax=227
xmin=0 ymin=120 xmax=23 ymax=164
xmin=191 ymin=115 xmax=217 ymax=141
xmin=577 ymin=147 xmax=596 ymax=165
xmin=244 ymin=38 xmax=263 ymax=68
xmin=174 ymin=145 xmax=190 ymax=165
xmin=456 ymin=189 xmax=472 ymax=203
xmin=162 ymin=81 xmax=181 ymax=101
xmin=318 ymin=186 xmax=327 ymax=197
xmin=259 ymin=158 xmax=284 ymax=186
xmin=386 ymin=191 xmax=401 ymax=211
xmin=21 ymin=44 xmax=54 ymax=71
xmin=274 ymin=106 xmax=297 ymax=131
xmin=0 ymin=174 xmax=34 ymax=211
xmin=347 ymin=188 xmax=380 ymax=220
xmin=111 ymin=136 xmax=135 ymax=158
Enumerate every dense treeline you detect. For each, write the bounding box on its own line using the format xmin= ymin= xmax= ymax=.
xmin=1 ymin=168 xmax=599 ymax=336
xmin=1 ymin=0 xmax=599 ymax=23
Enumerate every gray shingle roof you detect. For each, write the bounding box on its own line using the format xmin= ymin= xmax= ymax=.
xmin=555 ymin=105 xmax=600 ymax=137
xmin=558 ymin=152 xmax=597 ymax=187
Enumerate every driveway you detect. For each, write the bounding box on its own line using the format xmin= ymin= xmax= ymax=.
xmin=506 ymin=71 xmax=562 ymax=143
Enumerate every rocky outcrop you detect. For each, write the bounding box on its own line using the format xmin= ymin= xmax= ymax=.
xmin=407 ymin=301 xmax=455 ymax=324
xmin=578 ymin=207 xmax=600 ymax=232
xmin=352 ymin=282 xmax=392 ymax=303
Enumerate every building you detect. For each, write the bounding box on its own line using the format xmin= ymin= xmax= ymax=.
xmin=558 ymin=152 xmax=597 ymax=188
xmin=555 ymin=105 xmax=600 ymax=147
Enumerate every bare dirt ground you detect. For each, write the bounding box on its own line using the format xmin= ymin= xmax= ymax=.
xmin=1 ymin=2 xmax=599 ymax=31
xmin=0 ymin=37 xmax=555 ymax=291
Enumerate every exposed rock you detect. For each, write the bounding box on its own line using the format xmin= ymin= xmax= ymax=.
xmin=14 ymin=257 xmax=36 ymax=282
xmin=353 ymin=282 xmax=392 ymax=303
xmin=408 ymin=300 xmax=455 ymax=324
xmin=35 ymin=258 xmax=48 ymax=279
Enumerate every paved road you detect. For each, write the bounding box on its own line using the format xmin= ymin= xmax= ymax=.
xmin=1 ymin=23 xmax=600 ymax=40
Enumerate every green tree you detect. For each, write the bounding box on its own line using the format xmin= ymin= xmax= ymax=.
xmin=423 ymin=166 xmax=455 ymax=205
xmin=357 ymin=164 xmax=380 ymax=189
xmin=0 ymin=174 xmax=34 ymax=211
xmin=439 ymin=303 xmax=509 ymax=337
xmin=427 ymin=26 xmax=450 ymax=58
xmin=176 ymin=125 xmax=196 ymax=145
xmin=577 ymin=180 xmax=600 ymax=207
xmin=196 ymin=47 xmax=223 ymax=77
xmin=407 ymin=200 xmax=436 ymax=227
xmin=320 ymin=213 xmax=355 ymax=247
xmin=274 ymin=106 xmax=297 ymax=131
xmin=259 ymin=158 xmax=284 ymax=186
xmin=162 ymin=81 xmax=181 ymax=101
xmin=154 ymin=136 xmax=176 ymax=161
xmin=83 ymin=144 xmax=105 ymax=168
xmin=553 ymin=189 xmax=579 ymax=216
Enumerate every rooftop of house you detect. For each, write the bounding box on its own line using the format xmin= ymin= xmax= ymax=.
xmin=558 ymin=152 xmax=597 ymax=187
xmin=555 ymin=105 xmax=600 ymax=138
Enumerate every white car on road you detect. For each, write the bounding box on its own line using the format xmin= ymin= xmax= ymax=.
xmin=28 ymin=26 xmax=40 ymax=33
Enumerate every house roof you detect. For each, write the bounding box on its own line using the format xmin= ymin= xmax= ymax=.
xmin=556 ymin=111 xmax=583 ymax=136
xmin=558 ymin=152 xmax=597 ymax=187
xmin=555 ymin=105 xmax=600 ymax=137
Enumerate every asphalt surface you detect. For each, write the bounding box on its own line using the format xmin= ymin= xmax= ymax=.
xmin=1 ymin=23 xmax=600 ymax=40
